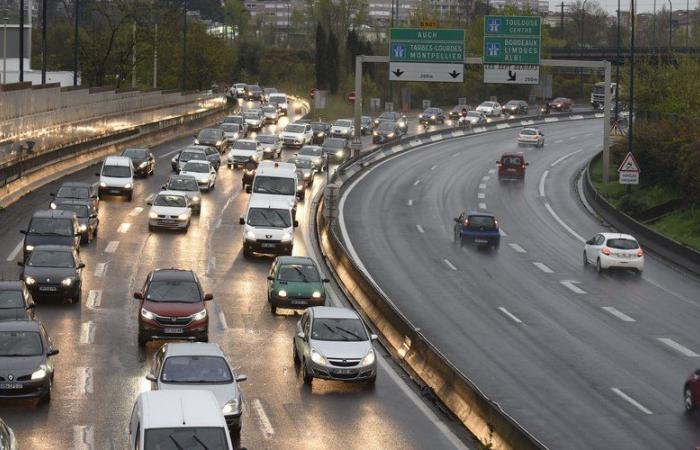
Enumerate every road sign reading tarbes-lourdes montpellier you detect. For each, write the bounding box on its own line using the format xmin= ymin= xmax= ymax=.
xmin=483 ymin=15 xmax=541 ymax=85
xmin=389 ymin=28 xmax=464 ymax=83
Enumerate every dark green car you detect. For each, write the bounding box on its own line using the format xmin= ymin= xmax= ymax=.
xmin=267 ymin=256 xmax=328 ymax=315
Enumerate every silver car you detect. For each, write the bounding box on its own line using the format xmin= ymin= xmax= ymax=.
xmin=296 ymin=145 xmax=325 ymax=172
xmin=257 ymin=134 xmax=282 ymax=160
xmin=293 ymin=306 xmax=378 ymax=385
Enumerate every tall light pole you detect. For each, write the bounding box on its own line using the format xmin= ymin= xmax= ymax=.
xmin=19 ymin=0 xmax=24 ymax=82
xmin=668 ymin=0 xmax=673 ymax=48
xmin=74 ymin=0 xmax=79 ymax=86
xmin=182 ymin=0 xmax=187 ymax=91
xmin=579 ymin=0 xmax=589 ymax=99
xmin=686 ymin=0 xmax=689 ymax=48
xmin=653 ymin=0 xmax=657 ymax=48
xmin=41 ymin=0 xmax=46 ymax=84
xmin=629 ymin=0 xmax=635 ymax=157
xmin=615 ymin=1 xmax=620 ymax=121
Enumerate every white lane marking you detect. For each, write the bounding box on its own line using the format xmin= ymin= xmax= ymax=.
xmin=520 ymin=120 xmax=535 ymax=126
xmin=117 ymin=223 xmax=131 ymax=233
xmin=158 ymin=148 xmax=182 ymax=159
xmin=584 ymin=133 xmax=593 ymax=137
xmin=77 ymin=367 xmax=94 ymax=397
xmin=560 ymin=280 xmax=587 ymax=294
xmin=657 ymin=338 xmax=700 ymax=357
xmin=571 ymin=115 xmax=584 ymax=120
xmin=554 ymin=139 xmax=564 ymax=144
xmin=218 ymin=310 xmax=228 ymax=330
xmin=407 ymin=199 xmax=413 ymax=206
xmin=72 ymin=425 xmax=95 ymax=450
xmin=80 ymin=321 xmax=95 ymax=344
xmin=94 ymin=263 xmax=107 ymax=278
xmin=544 ymin=202 xmax=586 ymax=243
xmin=481 ymin=175 xmax=490 ymax=181
xmin=105 ymin=241 xmax=119 ymax=253
xmin=416 ymin=224 xmax=425 ymax=233
xmin=602 ymin=306 xmax=635 ymax=322
xmin=496 ymin=123 xmax=510 ymax=129
xmin=144 ymin=193 xmax=155 ymax=203
xmin=569 ymin=135 xmax=577 ymax=140
xmin=252 ymin=398 xmax=275 ymax=439
xmin=539 ymin=170 xmax=549 ymax=197
xmin=499 ymin=229 xmax=508 ymax=237
xmin=7 ymin=240 xmax=23 ymax=262
xmin=443 ymin=259 xmax=458 ymax=271
xmin=474 ymin=126 xmax=487 ymax=133
xmin=488 ymin=168 xmax=496 ymax=174
xmin=533 ymin=262 xmax=554 ymax=273
xmin=478 ymin=183 xmax=486 ymax=189
xmin=610 ymin=388 xmax=653 ymax=415
xmin=409 ymin=140 xmax=422 ymax=147
xmin=128 ymin=207 xmax=144 ymax=217
xmin=86 ymin=290 xmax=102 ymax=310
xmin=430 ymin=134 xmax=443 ymax=142
xmin=508 ymin=243 xmax=526 ymax=253
xmin=550 ymin=150 xmax=582 ymax=167
xmin=478 ymin=202 xmax=487 ymax=210
xmin=413 ymin=179 xmax=421 ymax=186
xmin=477 ymin=193 xmax=485 ymax=199
xmin=594 ymin=113 xmax=605 ymax=118
xmin=452 ymin=152 xmax=459 ymax=157
xmin=207 ymin=256 xmax=216 ymax=276
xmin=545 ymin=117 xmax=559 ymax=123
xmin=430 ymin=165 xmax=437 ymax=171
xmin=498 ymin=307 xmax=523 ymax=324
xmin=644 ymin=277 xmax=700 ymax=310
xmin=451 ymin=130 xmax=465 ymax=137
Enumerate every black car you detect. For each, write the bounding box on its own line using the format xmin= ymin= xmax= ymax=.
xmin=503 ymin=100 xmax=529 ymax=116
xmin=51 ymin=198 xmax=99 ymax=244
xmin=372 ymin=121 xmax=402 ymax=144
xmin=194 ymin=128 xmax=225 ymax=153
xmin=0 ymin=281 xmax=35 ymax=320
xmin=374 ymin=112 xmax=407 ymax=130
xmin=321 ymin=138 xmax=350 ymax=164
xmin=245 ymin=84 xmax=263 ymax=101
xmin=0 ymin=320 xmax=58 ymax=403
xmin=50 ymin=181 xmax=99 ymax=212
xmin=449 ymin=105 xmax=470 ymax=120
xmin=419 ymin=107 xmax=446 ymax=125
xmin=19 ymin=245 xmax=84 ymax=304
xmin=360 ymin=116 xmax=372 ymax=135
xmin=121 ymin=148 xmax=155 ymax=177
xmin=21 ymin=210 xmax=81 ymax=263
xmin=162 ymin=175 xmax=202 ymax=214
xmin=310 ymin=122 xmax=330 ymax=144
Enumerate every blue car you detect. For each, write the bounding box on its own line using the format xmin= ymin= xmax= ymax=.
xmin=453 ymin=211 xmax=500 ymax=249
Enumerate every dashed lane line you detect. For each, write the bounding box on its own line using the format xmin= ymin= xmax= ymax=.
xmin=478 ymin=183 xmax=486 ymax=189
xmin=77 ymin=367 xmax=94 ymax=397
xmin=478 ymin=202 xmax=487 ymax=210
xmin=544 ymin=203 xmax=586 ymax=243
xmin=481 ymin=175 xmax=490 ymax=182
xmin=560 ymin=280 xmax=587 ymax=294
xmin=430 ymin=165 xmax=437 ymax=170
xmin=488 ymin=168 xmax=496 ymax=174
xmin=610 ymin=388 xmax=653 ymax=415
xmin=86 ymin=290 xmax=102 ymax=310
xmin=72 ymin=425 xmax=95 ymax=450
xmin=413 ymin=179 xmax=421 ymax=186
xmin=104 ymin=241 xmax=119 ymax=253
xmin=657 ymin=338 xmax=700 ymax=357
xmin=252 ymin=398 xmax=275 ymax=439
xmin=443 ymin=259 xmax=458 ymax=271
xmin=117 ymin=223 xmax=131 ymax=233
xmin=498 ymin=307 xmax=523 ymax=324
xmin=601 ymin=306 xmax=635 ymax=322
xmin=508 ymin=243 xmax=527 ymax=253
xmin=554 ymin=139 xmax=564 ymax=144
xmin=539 ymin=170 xmax=549 ymax=197
xmin=533 ymin=262 xmax=554 ymax=273
xmin=128 ymin=207 xmax=144 ymax=217
xmin=80 ymin=321 xmax=96 ymax=345
xmin=407 ymin=199 xmax=413 ymax=206
xmin=94 ymin=263 xmax=107 ymax=278
xmin=477 ymin=193 xmax=485 ymax=199
xmin=6 ymin=240 xmax=22 ymax=262
xmin=416 ymin=224 xmax=425 ymax=233
xmin=550 ymin=149 xmax=582 ymax=167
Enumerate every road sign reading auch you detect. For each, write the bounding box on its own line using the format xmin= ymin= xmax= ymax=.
xmin=483 ymin=16 xmax=541 ymax=65
xmin=390 ymin=28 xmax=464 ymax=63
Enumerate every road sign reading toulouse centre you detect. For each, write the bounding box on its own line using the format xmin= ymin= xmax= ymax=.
xmin=483 ymin=16 xmax=541 ymax=65
xmin=390 ymin=28 xmax=464 ymax=63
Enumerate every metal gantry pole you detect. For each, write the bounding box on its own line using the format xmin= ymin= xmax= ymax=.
xmin=2 ymin=0 xmax=7 ymax=84
xmin=182 ymin=0 xmax=187 ymax=91
xmin=153 ymin=23 xmax=158 ymax=89
xmin=19 ymin=0 xmax=24 ymax=82
xmin=615 ymin=2 xmax=620 ymax=122
xmin=131 ymin=22 xmax=137 ymax=88
xmin=686 ymin=0 xmax=689 ymax=47
xmin=629 ymin=0 xmax=635 ymax=157
xmin=352 ymin=55 xmax=363 ymax=159
xmin=41 ymin=0 xmax=46 ymax=84
xmin=668 ymin=0 xmax=673 ymax=48
xmin=73 ymin=0 xmax=79 ymax=86
xmin=603 ymin=61 xmax=611 ymax=183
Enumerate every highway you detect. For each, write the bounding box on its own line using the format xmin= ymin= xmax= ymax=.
xmin=0 ymin=104 xmax=471 ymax=449
xmin=340 ymin=119 xmax=700 ymax=449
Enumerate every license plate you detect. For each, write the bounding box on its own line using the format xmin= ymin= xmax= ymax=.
xmin=474 ymin=239 xmax=488 ymax=244
xmin=261 ymin=243 xmax=276 ymax=248
xmin=39 ymin=286 xmax=57 ymax=292
xmin=0 ymin=383 xmax=23 ymax=389
xmin=161 ymin=220 xmax=176 ymax=224
xmin=110 ymin=189 xmax=121 ymax=194
xmin=335 ymin=369 xmax=354 ymax=375
xmin=164 ymin=327 xmax=184 ymax=334
xmin=291 ymin=300 xmax=307 ymax=306
xmin=507 ymin=168 xmax=516 ymax=172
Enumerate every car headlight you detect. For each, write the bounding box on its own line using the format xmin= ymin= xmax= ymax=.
xmin=245 ymin=169 xmax=255 ymax=175
xmin=31 ymin=365 xmax=47 ymax=380
xmin=194 ymin=139 xmax=200 ymax=144
xmin=388 ymin=133 xmax=395 ymax=138
xmin=311 ymin=349 xmax=327 ymax=365
xmin=216 ymin=140 xmax=222 ymax=146
xmin=50 ymin=202 xmax=57 ymax=209
xmin=149 ymin=211 xmax=158 ymax=219
xmin=222 ymin=399 xmax=240 ymax=415
xmin=317 ymin=132 xmax=324 ymax=137
xmin=139 ymin=161 xmax=148 ymax=168
xmin=191 ymin=196 xmax=200 ymax=203
xmin=304 ymin=172 xmax=311 ymax=179
xmin=360 ymin=349 xmax=375 ymax=367
xmin=172 ymin=157 xmax=178 ymax=163
xmin=140 ymin=308 xmax=155 ymax=320
xmin=192 ymin=309 xmax=207 ymax=321
xmin=178 ymin=213 xmax=189 ymax=221
xmin=431 ymin=115 xmax=436 ymax=120
xmin=277 ymin=289 xmax=287 ymax=298
xmin=374 ymin=119 xmax=379 ymax=125
xmin=61 ymin=277 xmax=73 ymax=287
xmin=281 ymin=232 xmax=293 ymax=242
xmin=79 ymin=224 xmax=87 ymax=232
xmin=373 ymin=131 xmax=378 ymax=136
xmin=335 ymin=150 xmax=344 ymax=157
xmin=312 ymin=291 xmax=321 ymax=299
xmin=25 ymin=245 xmax=34 ymax=252
xmin=99 ymin=182 xmax=107 ymax=188
xmin=245 ymin=231 xmax=256 ymax=241
xmin=25 ymin=276 xmax=36 ymax=286
xmin=124 ymin=183 xmax=133 ymax=190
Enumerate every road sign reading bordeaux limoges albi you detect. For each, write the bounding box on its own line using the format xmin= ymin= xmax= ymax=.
xmin=483 ymin=16 xmax=541 ymax=84
xmin=389 ymin=28 xmax=465 ymax=82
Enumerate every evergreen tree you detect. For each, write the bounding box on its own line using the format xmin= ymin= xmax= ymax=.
xmin=315 ymin=23 xmax=327 ymax=89
xmin=327 ymin=30 xmax=339 ymax=94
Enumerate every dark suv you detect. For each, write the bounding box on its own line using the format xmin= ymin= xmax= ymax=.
xmin=134 ymin=269 xmax=212 ymax=347
xmin=21 ymin=210 xmax=81 ymax=263
xmin=453 ymin=211 xmax=500 ymax=249
xmin=497 ymin=152 xmax=528 ymax=180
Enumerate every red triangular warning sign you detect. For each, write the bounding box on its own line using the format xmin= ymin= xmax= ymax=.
xmin=618 ymin=152 xmax=640 ymax=173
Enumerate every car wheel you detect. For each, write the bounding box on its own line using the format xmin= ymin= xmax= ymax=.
xmin=228 ymin=163 xmax=233 ymax=169
xmin=583 ymin=251 xmax=588 ymax=266
xmin=367 ymin=374 xmax=377 ymax=384
xmin=93 ymin=226 xmax=98 ymax=238
xmin=243 ymin=248 xmax=252 ymax=258
xmin=302 ymin=360 xmax=313 ymax=385
xmin=40 ymin=379 xmax=52 ymax=404
xmin=493 ymin=240 xmax=500 ymax=250
xmin=270 ymin=302 xmax=277 ymax=315
xmin=293 ymin=343 xmax=300 ymax=366
xmin=200 ymin=335 xmax=209 ymax=343
xmin=635 ymin=268 xmax=643 ymax=276
xmin=148 ymin=224 xmax=154 ymax=232
xmin=138 ymin=333 xmax=148 ymax=347
xmin=127 ymin=193 xmax=133 ymax=202
xmin=596 ymin=258 xmax=603 ymax=274
xmin=684 ymin=387 xmax=695 ymax=412
xmin=73 ymin=289 xmax=82 ymax=305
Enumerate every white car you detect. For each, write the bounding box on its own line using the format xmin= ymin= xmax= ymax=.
xmin=240 ymin=195 xmax=297 ymax=257
xmin=330 ymin=119 xmax=354 ymax=138
xmin=220 ymin=123 xmax=241 ymax=144
xmin=97 ymin=156 xmax=134 ymax=200
xmin=517 ymin=128 xmax=545 ymax=147
xmin=147 ymin=191 xmax=192 ymax=231
xmin=281 ymin=123 xmax=313 ymax=148
xmin=583 ymin=232 xmax=644 ymax=274
xmin=180 ymin=160 xmax=217 ymax=192
xmin=268 ymin=93 xmax=288 ymax=115
xmin=244 ymin=110 xmax=263 ymax=131
xmin=261 ymin=105 xmax=279 ymax=124
xmin=476 ymin=101 xmax=502 ymax=117
xmin=458 ymin=111 xmax=487 ymax=126
xmin=228 ymin=139 xmax=262 ymax=168
xmin=297 ymin=145 xmax=325 ymax=172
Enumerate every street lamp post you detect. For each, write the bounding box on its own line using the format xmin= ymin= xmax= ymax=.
xmin=686 ymin=0 xmax=689 ymax=48
xmin=41 ymin=0 xmax=46 ymax=84
xmin=74 ymin=0 xmax=79 ymax=86
xmin=579 ymin=0 xmax=589 ymax=99
xmin=629 ymin=0 xmax=635 ymax=156
xmin=19 ymin=0 xmax=23 ymax=82
xmin=182 ymin=0 xmax=187 ymax=91
xmin=615 ymin=1 xmax=620 ymax=122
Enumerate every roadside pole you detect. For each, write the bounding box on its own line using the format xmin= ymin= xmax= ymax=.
xmin=603 ymin=61 xmax=611 ymax=183
xmin=352 ymin=55 xmax=363 ymax=159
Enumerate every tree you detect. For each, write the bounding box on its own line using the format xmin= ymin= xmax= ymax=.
xmin=315 ymin=23 xmax=328 ymax=89
xmin=327 ymin=31 xmax=339 ymax=94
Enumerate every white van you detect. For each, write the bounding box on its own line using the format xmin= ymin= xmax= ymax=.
xmin=97 ymin=155 xmax=134 ymax=201
xmin=247 ymin=161 xmax=299 ymax=215
xmin=128 ymin=390 xmax=234 ymax=450
xmin=268 ymin=93 xmax=288 ymax=115
xmin=239 ymin=195 xmax=298 ymax=257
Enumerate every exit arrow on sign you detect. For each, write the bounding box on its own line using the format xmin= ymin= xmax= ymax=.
xmin=508 ymin=70 xmax=516 ymax=81
xmin=392 ymin=69 xmax=404 ymax=77
xmin=449 ymin=70 xmax=460 ymax=78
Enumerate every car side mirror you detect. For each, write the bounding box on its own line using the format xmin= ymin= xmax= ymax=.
xmin=17 ymin=261 xmax=24 ymax=267
xmin=203 ymin=293 xmax=214 ymax=301
xmin=370 ymin=334 xmax=378 ymax=341
xmin=524 ymin=162 xmax=529 ymax=166
xmin=323 ymin=278 xmax=330 ymax=283
xmin=145 ymin=373 xmax=157 ymax=382
xmin=297 ymin=332 xmax=305 ymax=340
xmin=293 ymin=220 xmax=299 ymax=228
xmin=47 ymin=349 xmax=59 ymax=356
xmin=453 ymin=218 xmax=459 ymax=223
xmin=95 ymin=172 xmax=101 ymax=177
xmin=239 ymin=217 xmax=245 ymax=225
xmin=245 ymin=185 xmax=252 ymax=194
xmin=267 ymin=276 xmax=274 ymax=281
xmin=133 ymin=292 xmax=144 ymax=300
xmin=78 ymin=263 xmax=86 ymax=269
xmin=19 ymin=230 xmax=27 ymax=235
xmin=585 ymin=239 xmax=594 ymax=245
xmin=161 ymin=184 xmax=166 ymax=189
xmin=236 ymin=374 xmax=248 ymax=382
xmin=146 ymin=202 xmax=152 ymax=206
xmin=90 ymin=213 xmax=98 ymax=219
xmin=49 ymin=192 xmax=55 ymax=197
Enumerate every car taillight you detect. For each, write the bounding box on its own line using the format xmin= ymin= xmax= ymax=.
xmin=494 ymin=219 xmax=498 ymax=227
xmin=636 ymin=249 xmax=643 ymax=257
xmin=602 ymin=247 xmax=611 ymax=255
xmin=464 ymin=219 xmax=469 ymax=227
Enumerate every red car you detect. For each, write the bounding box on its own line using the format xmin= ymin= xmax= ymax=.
xmin=684 ymin=369 xmax=700 ymax=412
xmin=548 ymin=97 xmax=573 ymax=112
xmin=497 ymin=152 xmax=528 ymax=180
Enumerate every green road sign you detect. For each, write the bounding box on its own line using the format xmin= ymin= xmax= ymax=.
xmin=390 ymin=28 xmax=464 ymax=63
xmin=483 ymin=16 xmax=541 ymax=65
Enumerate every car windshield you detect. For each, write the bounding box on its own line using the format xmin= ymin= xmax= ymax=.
xmin=262 ymin=106 xmax=276 ymax=113
xmin=334 ymin=120 xmax=352 ymax=127
xmin=289 ymin=158 xmax=312 ymax=169
xmin=311 ymin=318 xmax=368 ymax=342
xmin=378 ymin=122 xmax=396 ymax=131
xmin=54 ymin=203 xmax=89 ymax=217
xmin=233 ymin=141 xmax=257 ymax=151
xmin=257 ymin=135 xmax=276 ymax=144
xmin=480 ymin=102 xmax=495 ymax=107
xmin=379 ymin=113 xmax=396 ymax=120
xmin=154 ymin=195 xmax=187 ymax=208
xmin=102 ymin=165 xmax=131 ymax=178
xmin=122 ymin=149 xmax=148 ymax=158
xmin=323 ymin=139 xmax=345 ymax=149
xmin=502 ymin=156 xmax=523 ymax=166
xmin=606 ymin=238 xmax=639 ymax=249
xmin=28 ymin=250 xmax=75 ymax=268
xmin=553 ymin=98 xmax=567 ymax=103
xmin=0 ymin=331 xmax=42 ymax=356
xmin=28 ymin=218 xmax=74 ymax=235
xmin=168 ymin=178 xmax=199 ymax=191
xmin=223 ymin=116 xmax=243 ymax=124
xmin=467 ymin=215 xmax=497 ymax=230
xmin=180 ymin=151 xmax=205 ymax=162
xmin=161 ymin=356 xmax=233 ymax=383
xmin=146 ymin=280 xmax=200 ymax=302
xmin=467 ymin=111 xmax=481 ymax=117
xmin=0 ymin=291 xmax=23 ymax=309
xmin=220 ymin=124 xmax=239 ymax=133
xmin=183 ymin=162 xmax=209 ymax=173
xmin=144 ymin=428 xmax=229 ymax=450
xmin=245 ymin=112 xmax=260 ymax=119
xmin=311 ymin=123 xmax=326 ymax=131
xmin=521 ymin=130 xmax=536 ymax=135
xmin=300 ymin=147 xmax=321 ymax=156
xmin=248 ymin=85 xmax=260 ymax=90
xmin=198 ymin=129 xmax=220 ymax=140
xmin=247 ymin=208 xmax=291 ymax=228
xmin=56 ymin=186 xmax=89 ymax=199
xmin=269 ymin=95 xmax=285 ymax=103
xmin=285 ymin=124 xmax=305 ymax=133
xmin=278 ymin=263 xmax=320 ymax=282
xmin=423 ymin=109 xmax=437 ymax=114
xmin=252 ymin=176 xmax=296 ymax=196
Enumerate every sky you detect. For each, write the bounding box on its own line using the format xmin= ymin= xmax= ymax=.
xmin=548 ymin=0 xmax=698 ymax=14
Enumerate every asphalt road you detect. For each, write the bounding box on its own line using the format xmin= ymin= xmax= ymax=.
xmin=341 ymin=119 xmax=700 ymax=449
xmin=0 ymin=103 xmax=472 ymax=449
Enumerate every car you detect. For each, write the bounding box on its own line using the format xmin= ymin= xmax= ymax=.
xmin=146 ymin=343 xmax=247 ymax=437
xmin=583 ymin=233 xmax=644 ymax=274
xmin=281 ymin=123 xmax=313 ymax=148
xmin=287 ymin=157 xmax=315 ymax=187
xmin=221 ymin=115 xmax=248 ymax=137
xmin=244 ymin=109 xmax=264 ymax=131
xmin=458 ymin=111 xmax=488 ymax=127
xmin=0 ymin=418 xmax=17 ymax=449
xmin=418 ymin=107 xmax=446 ymax=125
xmin=293 ymin=306 xmax=377 ymax=385
xmin=360 ymin=116 xmax=373 ymax=135
xmin=268 ymin=93 xmax=288 ymax=115
xmin=548 ymin=97 xmax=573 ymax=112
xmin=227 ymin=139 xmax=263 ymax=168
xmin=231 ymin=83 xmax=247 ymax=98
xmin=310 ymin=122 xmax=330 ymax=144
xmin=200 ymin=145 xmax=222 ymax=170
xmin=121 ymin=147 xmax=155 ymax=177
xmin=21 ymin=210 xmax=81 ymax=263
xmin=248 ymin=161 xmax=300 ymax=210
xmin=503 ymin=100 xmax=529 ymax=116
xmin=517 ymin=128 xmax=545 ymax=147
xmin=257 ymin=134 xmax=282 ymax=160
xmin=0 ymin=319 xmax=59 ymax=403
xmin=294 ymin=168 xmax=308 ymax=201
xmin=261 ymin=104 xmax=279 ymax=124
xmin=476 ymin=101 xmax=502 ymax=117
xmin=294 ymin=118 xmax=312 ymax=125
xmin=684 ymin=369 xmax=700 ymax=413
xmin=171 ymin=147 xmax=208 ymax=172
xmin=219 ymin=123 xmax=242 ymax=145
xmin=0 ymin=281 xmax=36 ymax=320
xmin=330 ymin=119 xmax=354 ymax=139
xmin=449 ymin=104 xmax=470 ymax=120
xmin=245 ymin=84 xmax=263 ymax=101
xmin=373 ymin=112 xmax=407 ymax=130
xmin=134 ymin=268 xmax=212 ymax=347
xmin=50 ymin=181 xmax=99 ymax=212
xmin=239 ymin=195 xmax=298 ymax=257
xmin=162 ymin=175 xmax=202 ymax=214
xmin=194 ymin=128 xmax=226 ymax=153
xmin=19 ymin=245 xmax=84 ymax=303
xmin=297 ymin=145 xmax=326 ymax=172
xmin=267 ymin=256 xmax=328 ymax=314
xmin=51 ymin=198 xmax=99 ymax=244
xmin=179 ymin=160 xmax=217 ymax=192
xmin=372 ymin=120 xmax=402 ymax=144
xmin=497 ymin=152 xmax=528 ymax=180
xmin=241 ymin=159 xmax=259 ymax=191
xmin=321 ymin=137 xmax=350 ymax=164
xmin=453 ymin=211 xmax=500 ymax=249
xmin=97 ymin=155 xmax=134 ymax=200
xmin=262 ymin=87 xmax=278 ymax=102
xmin=147 ymin=191 xmax=192 ymax=232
